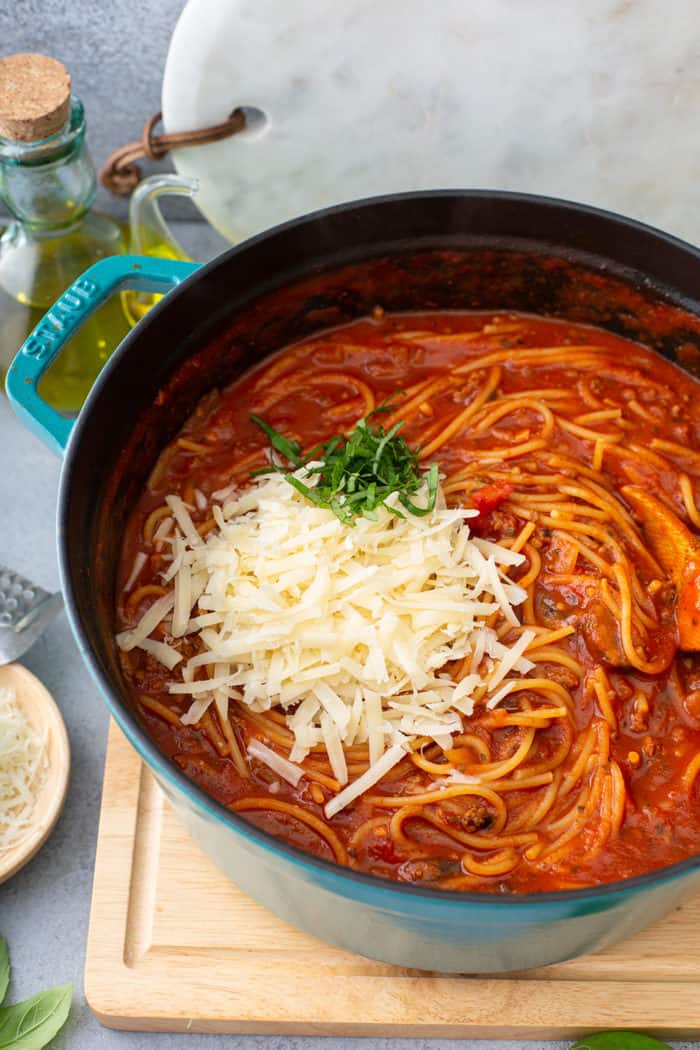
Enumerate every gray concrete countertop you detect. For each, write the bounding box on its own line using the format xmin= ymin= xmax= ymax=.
xmin=0 ymin=223 xmax=694 ymax=1050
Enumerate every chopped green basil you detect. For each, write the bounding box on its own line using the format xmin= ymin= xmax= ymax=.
xmin=251 ymin=408 xmax=439 ymax=524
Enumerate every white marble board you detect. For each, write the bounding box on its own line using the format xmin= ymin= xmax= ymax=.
xmin=162 ymin=0 xmax=700 ymax=246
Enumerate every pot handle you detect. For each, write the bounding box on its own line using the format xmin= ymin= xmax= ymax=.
xmin=5 ymin=254 xmax=201 ymax=456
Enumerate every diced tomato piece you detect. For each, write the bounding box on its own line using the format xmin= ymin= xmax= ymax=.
xmin=367 ymin=837 xmax=402 ymax=865
xmin=469 ymin=481 xmax=514 ymax=518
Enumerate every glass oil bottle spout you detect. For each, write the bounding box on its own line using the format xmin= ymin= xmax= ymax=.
xmin=122 ymin=173 xmax=198 ymax=325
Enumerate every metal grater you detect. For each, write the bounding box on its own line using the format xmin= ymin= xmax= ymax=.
xmin=0 ymin=564 xmax=63 ymax=665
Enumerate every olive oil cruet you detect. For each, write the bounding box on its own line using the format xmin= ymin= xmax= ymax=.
xmin=0 ymin=53 xmax=195 ymax=414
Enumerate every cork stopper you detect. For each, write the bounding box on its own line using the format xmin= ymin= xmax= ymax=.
xmin=0 ymin=54 xmax=71 ymax=142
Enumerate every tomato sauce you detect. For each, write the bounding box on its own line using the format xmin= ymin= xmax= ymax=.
xmin=116 ymin=311 xmax=700 ymax=893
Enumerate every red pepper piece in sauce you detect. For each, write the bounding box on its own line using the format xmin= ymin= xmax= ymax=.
xmin=367 ymin=836 xmax=403 ymax=865
xmin=468 ymin=481 xmax=514 ymax=520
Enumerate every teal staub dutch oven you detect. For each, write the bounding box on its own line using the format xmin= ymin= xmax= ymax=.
xmin=8 ymin=190 xmax=700 ymax=973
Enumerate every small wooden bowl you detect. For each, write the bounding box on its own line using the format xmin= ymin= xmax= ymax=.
xmin=0 ymin=663 xmax=70 ymax=884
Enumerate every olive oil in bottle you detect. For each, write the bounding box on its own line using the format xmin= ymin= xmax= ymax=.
xmin=0 ymin=53 xmax=130 ymax=414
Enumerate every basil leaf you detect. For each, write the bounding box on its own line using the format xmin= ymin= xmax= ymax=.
xmin=366 ymin=393 xmax=403 ymax=420
xmin=372 ymin=420 xmax=404 ymax=474
xmin=251 ymin=410 xmax=439 ymax=524
xmin=284 ymin=475 xmax=323 ymax=504
xmin=571 ymin=1032 xmax=673 ymax=1050
xmin=250 ymin=415 xmax=303 ymax=467
xmin=0 ymin=983 xmax=72 ymax=1049
xmin=0 ymin=939 xmax=8 ymax=1006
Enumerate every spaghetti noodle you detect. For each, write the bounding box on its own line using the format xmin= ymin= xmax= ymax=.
xmin=115 ymin=311 xmax=700 ymax=893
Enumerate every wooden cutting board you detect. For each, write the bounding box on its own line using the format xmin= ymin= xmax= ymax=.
xmin=85 ymin=719 xmax=700 ymax=1038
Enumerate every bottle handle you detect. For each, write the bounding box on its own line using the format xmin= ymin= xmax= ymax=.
xmin=128 ymin=173 xmax=199 ymax=259
xmin=5 ymin=254 xmax=200 ymax=457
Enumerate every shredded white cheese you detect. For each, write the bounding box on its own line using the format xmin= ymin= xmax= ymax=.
xmin=136 ymin=637 xmax=183 ymax=670
xmin=0 ymin=686 xmax=48 ymax=852
xmin=123 ymin=551 xmax=148 ymax=592
xmin=117 ymin=592 xmax=175 ymax=651
xmin=118 ymin=471 xmax=535 ymax=817
xmin=247 ymin=738 xmax=305 ymax=787
xmin=325 ymin=742 xmax=407 ymax=819
xmin=153 ymin=516 xmax=174 ymax=543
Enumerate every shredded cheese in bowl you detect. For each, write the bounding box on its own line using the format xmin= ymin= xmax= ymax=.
xmin=0 ymin=686 xmax=49 ymax=853
xmin=118 ymin=471 xmax=535 ymax=817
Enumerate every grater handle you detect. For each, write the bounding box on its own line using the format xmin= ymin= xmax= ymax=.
xmin=0 ymin=564 xmax=64 ymax=664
